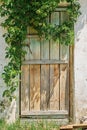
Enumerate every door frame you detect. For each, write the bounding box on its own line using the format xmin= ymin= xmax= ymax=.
xmin=69 ymin=45 xmax=74 ymax=123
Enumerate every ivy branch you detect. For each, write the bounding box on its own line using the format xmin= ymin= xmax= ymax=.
xmin=0 ymin=0 xmax=80 ymax=101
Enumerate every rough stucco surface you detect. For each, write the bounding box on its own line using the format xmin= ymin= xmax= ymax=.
xmin=0 ymin=17 xmax=17 ymax=123
xmin=74 ymin=0 xmax=87 ymax=123
xmin=0 ymin=0 xmax=87 ymax=123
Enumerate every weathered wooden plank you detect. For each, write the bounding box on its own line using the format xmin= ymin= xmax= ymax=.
xmin=29 ymin=37 xmax=40 ymax=60
xmin=60 ymin=11 xmax=69 ymax=60
xmin=50 ymin=41 xmax=59 ymax=60
xmin=22 ymin=60 xmax=68 ymax=65
xmin=21 ymin=65 xmax=30 ymax=114
xmin=41 ymin=65 xmax=50 ymax=110
xmin=60 ymin=44 xmax=69 ymax=61
xmin=41 ymin=38 xmax=49 ymax=60
xmin=24 ymin=38 xmax=30 ymax=61
xmin=40 ymin=36 xmax=50 ymax=110
xmin=60 ymin=125 xmax=73 ymax=130
xmin=30 ymin=65 xmax=40 ymax=111
xmin=51 ymin=12 xmax=59 ymax=26
xmin=49 ymin=13 xmax=60 ymax=110
xmin=60 ymin=64 xmax=69 ymax=110
xmin=58 ymin=2 xmax=70 ymax=7
xmin=21 ymin=110 xmax=68 ymax=119
xmin=55 ymin=8 xmax=67 ymax=11
xmin=69 ymin=45 xmax=74 ymax=121
xmin=50 ymin=64 xmax=60 ymax=110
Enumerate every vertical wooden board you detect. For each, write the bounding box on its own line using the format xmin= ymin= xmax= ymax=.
xmin=51 ymin=12 xmax=59 ymax=25
xmin=30 ymin=65 xmax=40 ymax=111
xmin=21 ymin=65 xmax=29 ymax=114
xmin=60 ymin=11 xmax=69 ymax=61
xmin=50 ymin=40 xmax=59 ymax=60
xmin=50 ymin=11 xmax=59 ymax=60
xmin=41 ymin=36 xmax=50 ymax=110
xmin=24 ymin=38 xmax=30 ymax=61
xmin=60 ymin=44 xmax=69 ymax=61
xmin=41 ymin=38 xmax=49 ymax=60
xmin=61 ymin=11 xmax=69 ymax=24
xmin=50 ymin=39 xmax=60 ymax=110
xmin=41 ymin=65 xmax=50 ymax=110
xmin=60 ymin=64 xmax=69 ymax=110
xmin=50 ymin=64 xmax=60 ymax=110
xmin=29 ymin=37 xmax=40 ymax=60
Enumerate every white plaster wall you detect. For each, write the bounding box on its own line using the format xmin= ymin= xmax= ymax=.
xmin=0 ymin=17 xmax=7 ymax=98
xmin=0 ymin=17 xmax=18 ymax=123
xmin=74 ymin=0 xmax=87 ymax=123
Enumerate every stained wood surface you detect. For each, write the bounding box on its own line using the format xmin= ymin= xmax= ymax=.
xmin=30 ymin=65 xmax=40 ymax=110
xmin=41 ymin=65 xmax=50 ymax=110
xmin=40 ymin=36 xmax=50 ymax=110
xmin=50 ymin=64 xmax=59 ymax=110
xmin=60 ymin=64 xmax=68 ymax=110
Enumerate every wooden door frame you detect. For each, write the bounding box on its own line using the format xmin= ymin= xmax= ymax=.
xmin=69 ymin=45 xmax=74 ymax=123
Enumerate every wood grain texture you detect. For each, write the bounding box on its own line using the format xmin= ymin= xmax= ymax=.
xmin=50 ymin=38 xmax=60 ymax=110
xmin=50 ymin=40 xmax=59 ymax=60
xmin=21 ymin=65 xmax=30 ymax=114
xmin=30 ymin=65 xmax=40 ymax=111
xmin=60 ymin=44 xmax=69 ymax=61
xmin=24 ymin=38 xmax=30 ymax=61
xmin=22 ymin=60 xmax=68 ymax=65
xmin=60 ymin=64 xmax=69 ymax=110
xmin=50 ymin=64 xmax=60 ymax=110
xmin=51 ymin=12 xmax=59 ymax=26
xmin=21 ymin=110 xmax=68 ymax=119
xmin=29 ymin=37 xmax=40 ymax=60
xmin=41 ymin=65 xmax=50 ymax=110
xmin=41 ymin=38 xmax=49 ymax=60
xmin=40 ymin=36 xmax=50 ymax=110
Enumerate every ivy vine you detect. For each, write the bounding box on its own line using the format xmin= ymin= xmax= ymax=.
xmin=0 ymin=0 xmax=80 ymax=101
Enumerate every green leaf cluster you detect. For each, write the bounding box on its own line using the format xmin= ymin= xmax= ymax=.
xmin=0 ymin=0 xmax=80 ymax=101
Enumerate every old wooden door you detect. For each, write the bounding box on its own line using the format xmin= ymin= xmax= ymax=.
xmin=20 ymin=8 xmax=71 ymax=120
